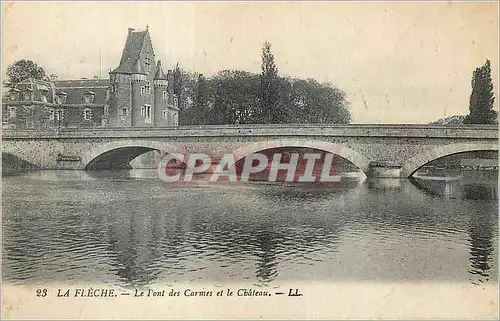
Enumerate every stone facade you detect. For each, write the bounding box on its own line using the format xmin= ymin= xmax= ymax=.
xmin=2 ymin=26 xmax=179 ymax=130
xmin=108 ymin=26 xmax=178 ymax=127
xmin=2 ymin=124 xmax=498 ymax=177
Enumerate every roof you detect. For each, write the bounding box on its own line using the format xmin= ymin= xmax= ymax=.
xmin=111 ymin=30 xmax=148 ymax=74
xmin=54 ymin=79 xmax=109 ymax=105
xmin=15 ymin=78 xmax=55 ymax=103
xmin=154 ymin=61 xmax=168 ymax=80
xmin=132 ymin=59 xmax=145 ymax=74
xmin=6 ymin=78 xmax=109 ymax=105
xmin=53 ymin=79 xmax=109 ymax=88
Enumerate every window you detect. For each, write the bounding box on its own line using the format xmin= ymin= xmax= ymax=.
xmin=173 ymin=97 xmax=178 ymax=107
xmin=10 ymin=93 xmax=17 ymax=101
xmin=24 ymin=92 xmax=31 ymax=101
xmin=55 ymin=110 xmax=64 ymax=121
xmin=144 ymin=104 xmax=151 ymax=123
xmin=163 ymin=91 xmax=168 ymax=100
xmin=163 ymin=109 xmax=168 ymax=120
xmin=145 ymin=82 xmax=151 ymax=95
xmin=8 ymin=107 xmax=16 ymax=118
xmin=145 ymin=57 xmax=151 ymax=72
xmin=41 ymin=94 xmax=47 ymax=103
xmin=141 ymin=106 xmax=145 ymax=117
xmin=121 ymin=108 xmax=127 ymax=116
xmin=49 ymin=108 xmax=54 ymax=120
xmin=83 ymin=94 xmax=94 ymax=103
xmin=141 ymin=86 xmax=146 ymax=95
xmin=110 ymin=84 xmax=116 ymax=93
xmin=55 ymin=94 xmax=66 ymax=105
xmin=83 ymin=109 xmax=92 ymax=120
xmin=172 ymin=112 xmax=178 ymax=126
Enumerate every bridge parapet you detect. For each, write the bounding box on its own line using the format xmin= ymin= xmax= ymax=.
xmin=2 ymin=124 xmax=498 ymax=139
xmin=2 ymin=124 xmax=497 ymax=177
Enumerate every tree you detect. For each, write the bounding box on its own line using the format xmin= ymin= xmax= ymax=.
xmin=212 ymin=70 xmax=260 ymax=125
xmin=181 ymin=73 xmax=212 ymax=125
xmin=286 ymin=78 xmax=351 ymax=124
xmin=259 ymin=41 xmax=287 ymax=123
xmin=5 ymin=59 xmax=48 ymax=87
xmin=464 ymin=60 xmax=497 ymax=124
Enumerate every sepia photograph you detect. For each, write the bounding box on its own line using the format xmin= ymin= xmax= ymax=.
xmin=1 ymin=1 xmax=498 ymax=319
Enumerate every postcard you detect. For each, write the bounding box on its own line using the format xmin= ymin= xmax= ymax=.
xmin=1 ymin=1 xmax=498 ymax=319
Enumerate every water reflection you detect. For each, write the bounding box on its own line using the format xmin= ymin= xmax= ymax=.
xmin=468 ymin=209 xmax=495 ymax=284
xmin=411 ymin=171 xmax=497 ymax=200
xmin=1 ymin=170 xmax=498 ymax=287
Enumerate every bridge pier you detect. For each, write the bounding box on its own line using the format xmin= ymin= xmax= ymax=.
xmin=368 ymin=161 xmax=402 ymax=178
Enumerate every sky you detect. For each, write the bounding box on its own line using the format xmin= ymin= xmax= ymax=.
xmin=2 ymin=1 xmax=498 ymax=124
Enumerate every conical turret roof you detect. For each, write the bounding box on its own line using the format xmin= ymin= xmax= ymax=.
xmin=132 ymin=59 xmax=146 ymax=75
xmin=154 ymin=60 xmax=168 ymax=80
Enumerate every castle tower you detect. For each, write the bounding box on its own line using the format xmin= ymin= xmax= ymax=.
xmin=108 ymin=70 xmax=132 ymax=127
xmin=131 ymin=59 xmax=151 ymax=127
xmin=108 ymin=26 xmax=158 ymax=127
xmin=153 ymin=60 xmax=169 ymax=126
xmin=167 ymin=69 xmax=179 ymax=126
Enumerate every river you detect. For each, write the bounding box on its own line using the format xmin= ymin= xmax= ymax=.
xmin=2 ymin=169 xmax=498 ymax=288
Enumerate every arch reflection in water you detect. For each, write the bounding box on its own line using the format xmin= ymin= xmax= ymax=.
xmin=1 ymin=170 xmax=498 ymax=286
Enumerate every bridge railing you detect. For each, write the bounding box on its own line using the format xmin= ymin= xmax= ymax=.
xmin=1 ymin=123 xmax=497 ymax=140
xmin=2 ymin=123 xmax=498 ymax=133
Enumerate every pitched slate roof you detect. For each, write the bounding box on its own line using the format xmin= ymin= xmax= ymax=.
xmin=111 ymin=30 xmax=148 ymax=74
xmin=54 ymin=79 xmax=109 ymax=88
xmin=54 ymin=79 xmax=109 ymax=105
xmin=16 ymin=78 xmax=55 ymax=103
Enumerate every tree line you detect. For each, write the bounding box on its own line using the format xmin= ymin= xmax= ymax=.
xmin=174 ymin=42 xmax=351 ymax=125
xmin=5 ymin=45 xmax=497 ymax=125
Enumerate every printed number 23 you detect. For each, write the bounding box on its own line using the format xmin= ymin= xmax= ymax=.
xmin=36 ymin=289 xmax=47 ymax=297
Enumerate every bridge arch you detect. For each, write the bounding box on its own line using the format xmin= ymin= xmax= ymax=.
xmin=82 ymin=140 xmax=180 ymax=170
xmin=2 ymin=152 xmax=40 ymax=174
xmin=401 ymin=142 xmax=499 ymax=177
xmin=232 ymin=140 xmax=371 ymax=174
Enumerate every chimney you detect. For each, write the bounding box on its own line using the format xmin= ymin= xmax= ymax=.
xmin=128 ymin=28 xmax=135 ymax=35
xmin=167 ymin=69 xmax=174 ymax=81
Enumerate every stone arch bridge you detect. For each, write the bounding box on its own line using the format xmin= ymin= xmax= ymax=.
xmin=2 ymin=124 xmax=498 ymax=178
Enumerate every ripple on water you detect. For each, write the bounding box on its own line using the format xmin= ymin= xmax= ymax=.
xmin=2 ymin=170 xmax=498 ymax=286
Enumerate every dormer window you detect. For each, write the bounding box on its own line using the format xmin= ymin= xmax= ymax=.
xmin=9 ymin=91 xmax=18 ymax=101
xmin=24 ymin=91 xmax=32 ymax=101
xmin=83 ymin=91 xmax=95 ymax=103
xmin=173 ymin=96 xmax=178 ymax=107
xmin=39 ymin=85 xmax=49 ymax=103
xmin=145 ymin=57 xmax=151 ymax=72
xmin=55 ymin=92 xmax=67 ymax=105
